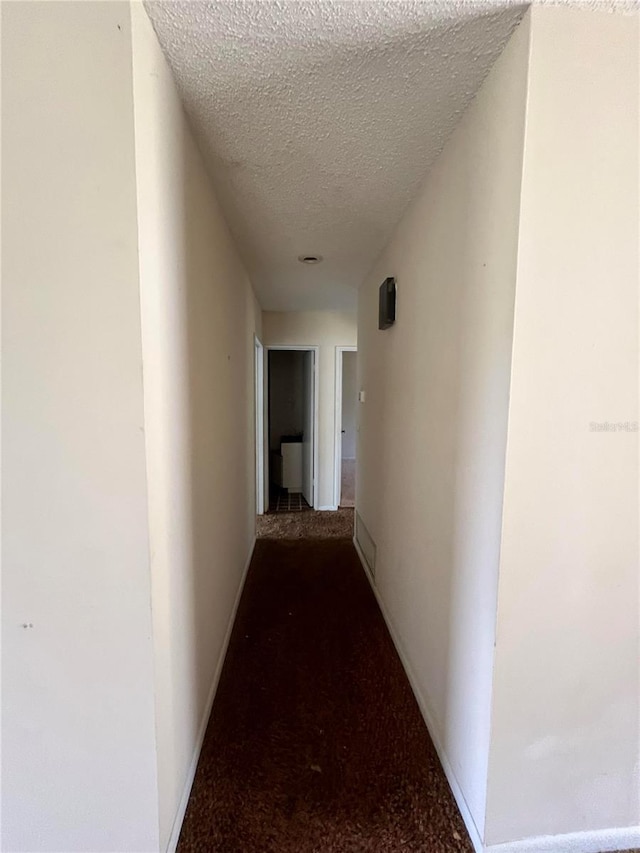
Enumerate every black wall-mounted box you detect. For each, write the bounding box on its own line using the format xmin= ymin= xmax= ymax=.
xmin=378 ymin=277 xmax=396 ymax=330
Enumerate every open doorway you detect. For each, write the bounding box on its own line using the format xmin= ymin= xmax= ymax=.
xmin=265 ymin=347 xmax=318 ymax=512
xmin=335 ymin=346 xmax=357 ymax=508
xmin=254 ymin=336 xmax=265 ymax=515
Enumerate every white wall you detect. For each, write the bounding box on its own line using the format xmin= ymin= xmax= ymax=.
xmin=341 ymin=351 xmax=357 ymax=459
xmin=130 ymin=6 xmax=262 ymax=851
xmin=2 ymin=3 xmax=159 ymax=850
xmin=357 ymin=6 xmax=639 ymax=850
xmin=269 ymin=350 xmax=304 ymax=451
xmin=2 ymin=5 xmax=263 ymax=851
xmin=485 ymin=7 xmax=639 ymax=846
xmin=262 ymin=312 xmax=357 ymax=509
xmin=356 ymin=14 xmax=530 ymax=842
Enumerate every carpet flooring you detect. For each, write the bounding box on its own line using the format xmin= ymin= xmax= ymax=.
xmin=257 ymin=508 xmax=354 ymax=540
xmin=177 ymin=539 xmax=473 ymax=853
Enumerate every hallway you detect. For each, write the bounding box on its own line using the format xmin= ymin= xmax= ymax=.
xmin=177 ymin=539 xmax=472 ymax=852
xmin=4 ymin=3 xmax=639 ymax=851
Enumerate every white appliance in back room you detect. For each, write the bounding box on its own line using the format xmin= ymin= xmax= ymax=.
xmin=268 ymin=349 xmax=315 ymax=507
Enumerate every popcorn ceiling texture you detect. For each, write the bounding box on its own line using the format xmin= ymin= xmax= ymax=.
xmin=144 ymin=0 xmax=638 ymax=312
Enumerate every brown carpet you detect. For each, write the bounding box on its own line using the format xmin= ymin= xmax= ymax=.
xmin=257 ymin=508 xmax=354 ymax=540
xmin=177 ymin=539 xmax=473 ymax=853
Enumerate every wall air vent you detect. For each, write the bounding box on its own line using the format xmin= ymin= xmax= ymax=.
xmin=355 ymin=511 xmax=376 ymax=581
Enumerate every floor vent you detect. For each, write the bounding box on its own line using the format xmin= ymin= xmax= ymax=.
xmin=355 ymin=512 xmax=376 ymax=581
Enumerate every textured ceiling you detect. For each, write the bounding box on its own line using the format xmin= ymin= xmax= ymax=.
xmin=144 ymin=0 xmax=636 ymax=312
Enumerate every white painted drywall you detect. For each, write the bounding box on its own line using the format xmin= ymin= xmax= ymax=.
xmin=268 ymin=350 xmax=305 ymax=451
xmin=1 ymin=3 xmax=160 ymax=850
xmin=341 ymin=351 xmax=357 ymax=459
xmin=261 ymin=312 xmax=357 ymax=509
xmin=356 ymin=14 xmax=530 ymax=838
xmin=130 ymin=6 xmax=262 ymax=850
xmin=484 ymin=6 xmax=640 ymax=845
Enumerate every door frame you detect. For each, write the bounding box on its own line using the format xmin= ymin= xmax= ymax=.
xmin=334 ymin=346 xmax=358 ymax=509
xmin=265 ymin=345 xmax=320 ymax=511
xmin=254 ymin=335 xmax=265 ymax=515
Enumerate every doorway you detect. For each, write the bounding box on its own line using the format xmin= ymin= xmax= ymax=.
xmin=335 ymin=346 xmax=357 ymax=508
xmin=254 ymin=336 xmax=265 ymax=515
xmin=265 ymin=346 xmax=318 ymax=512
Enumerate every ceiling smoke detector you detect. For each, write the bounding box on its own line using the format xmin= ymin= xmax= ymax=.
xmin=298 ymin=255 xmax=323 ymax=264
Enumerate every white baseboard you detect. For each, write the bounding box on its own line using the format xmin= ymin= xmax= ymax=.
xmin=352 ymin=536 xmax=485 ymax=853
xmin=486 ymin=826 xmax=640 ymax=853
xmin=165 ymin=537 xmax=256 ymax=853
xmin=352 ymin=537 xmax=639 ymax=853
xmin=317 ymin=504 xmax=338 ymax=511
